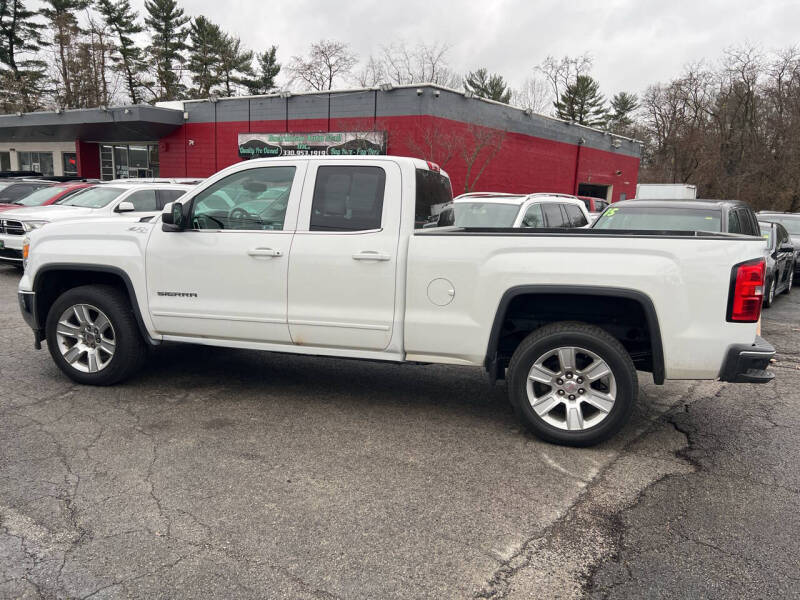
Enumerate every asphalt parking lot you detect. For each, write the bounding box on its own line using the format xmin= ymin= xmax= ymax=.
xmin=1 ymin=264 xmax=798 ymax=599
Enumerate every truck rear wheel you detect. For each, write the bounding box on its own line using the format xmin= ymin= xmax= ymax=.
xmin=45 ymin=285 xmax=147 ymax=386
xmin=507 ymin=321 xmax=637 ymax=447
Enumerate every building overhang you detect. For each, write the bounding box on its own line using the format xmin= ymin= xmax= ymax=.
xmin=0 ymin=105 xmax=184 ymax=142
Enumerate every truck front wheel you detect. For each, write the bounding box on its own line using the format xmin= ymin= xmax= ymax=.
xmin=45 ymin=285 xmax=147 ymax=386
xmin=507 ymin=321 xmax=637 ymax=447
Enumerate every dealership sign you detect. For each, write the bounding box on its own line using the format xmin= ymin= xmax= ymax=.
xmin=238 ymin=131 xmax=387 ymax=159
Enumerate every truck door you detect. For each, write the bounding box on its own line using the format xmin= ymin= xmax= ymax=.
xmin=145 ymin=163 xmax=305 ymax=343
xmin=287 ymin=161 xmax=401 ymax=351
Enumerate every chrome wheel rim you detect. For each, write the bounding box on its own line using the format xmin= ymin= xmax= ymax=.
xmin=526 ymin=346 xmax=617 ymax=431
xmin=55 ymin=304 xmax=116 ymax=373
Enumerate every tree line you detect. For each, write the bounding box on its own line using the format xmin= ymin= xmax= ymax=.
xmin=1 ymin=0 xmax=798 ymax=209
xmin=0 ymin=0 xmax=281 ymax=110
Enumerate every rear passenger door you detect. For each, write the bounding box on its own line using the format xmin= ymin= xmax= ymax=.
xmin=541 ymin=203 xmax=567 ymax=228
xmin=287 ymin=161 xmax=401 ymax=351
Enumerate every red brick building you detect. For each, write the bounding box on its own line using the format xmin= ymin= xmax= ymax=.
xmin=0 ymin=84 xmax=640 ymax=201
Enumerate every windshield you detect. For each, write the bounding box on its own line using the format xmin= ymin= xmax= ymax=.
xmin=58 ymin=186 xmax=123 ymax=208
xmin=14 ymin=186 xmax=66 ymax=206
xmin=760 ymin=215 xmax=800 ymax=235
xmin=449 ymin=202 xmax=521 ymax=227
xmin=593 ymin=206 xmax=722 ymax=232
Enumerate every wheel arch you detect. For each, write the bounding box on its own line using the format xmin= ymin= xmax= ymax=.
xmin=485 ymin=285 xmax=665 ymax=384
xmin=32 ymin=264 xmax=157 ymax=346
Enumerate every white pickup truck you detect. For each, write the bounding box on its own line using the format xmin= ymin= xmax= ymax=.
xmin=18 ymin=156 xmax=775 ymax=446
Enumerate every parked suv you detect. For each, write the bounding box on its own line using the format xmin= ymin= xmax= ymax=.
xmin=0 ymin=182 xmax=193 ymax=264
xmin=593 ymin=199 xmax=761 ymax=236
xmin=437 ymin=192 xmax=591 ymax=228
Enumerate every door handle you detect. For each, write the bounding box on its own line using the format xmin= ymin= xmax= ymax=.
xmin=247 ymin=247 xmax=282 ymax=257
xmin=352 ymin=251 xmax=391 ymax=261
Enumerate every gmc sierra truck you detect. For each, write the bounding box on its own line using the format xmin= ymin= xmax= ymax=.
xmin=17 ymin=156 xmax=776 ymax=446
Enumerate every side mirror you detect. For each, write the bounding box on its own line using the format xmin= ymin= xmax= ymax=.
xmin=115 ymin=201 xmax=135 ymax=213
xmin=162 ymin=201 xmax=186 ymax=232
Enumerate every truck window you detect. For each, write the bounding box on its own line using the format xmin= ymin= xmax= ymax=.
xmin=564 ymin=204 xmax=588 ymax=227
xmin=727 ymin=210 xmax=741 ymax=234
xmin=542 ymin=203 xmax=566 ymax=228
xmin=521 ymin=203 xmax=545 ymax=227
xmin=125 ymin=189 xmax=157 ymax=211
xmin=415 ymin=168 xmax=452 ymax=228
xmin=191 ymin=166 xmax=296 ymax=230
xmin=310 ymin=166 xmax=385 ymax=231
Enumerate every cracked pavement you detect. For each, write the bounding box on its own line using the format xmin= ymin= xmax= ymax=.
xmin=0 ymin=264 xmax=796 ymax=599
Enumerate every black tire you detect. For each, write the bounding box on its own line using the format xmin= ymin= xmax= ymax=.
xmin=45 ymin=284 xmax=147 ymax=385
xmin=507 ymin=321 xmax=637 ymax=447
xmin=764 ymin=276 xmax=775 ymax=308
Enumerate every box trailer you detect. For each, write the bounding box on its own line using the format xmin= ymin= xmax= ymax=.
xmin=635 ymin=183 xmax=697 ymax=199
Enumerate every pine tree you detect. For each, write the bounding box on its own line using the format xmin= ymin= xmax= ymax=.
xmin=217 ymin=34 xmax=253 ymax=96
xmin=96 ymin=0 xmax=147 ymax=104
xmin=0 ymin=0 xmax=49 ymax=111
xmin=554 ymin=74 xmax=607 ymax=127
xmin=244 ymin=46 xmax=280 ymax=95
xmin=186 ymin=15 xmax=223 ymax=97
xmin=144 ymin=0 xmax=188 ymax=101
xmin=41 ymin=0 xmax=88 ymax=108
xmin=464 ymin=68 xmax=511 ymax=103
xmin=608 ymin=91 xmax=639 ymax=131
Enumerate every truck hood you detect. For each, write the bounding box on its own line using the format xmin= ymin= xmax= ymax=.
xmin=0 ymin=205 xmax=101 ymax=221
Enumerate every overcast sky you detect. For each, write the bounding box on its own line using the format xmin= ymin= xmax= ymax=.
xmin=132 ymin=0 xmax=800 ymax=96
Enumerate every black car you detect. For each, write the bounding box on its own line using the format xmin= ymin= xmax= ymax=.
xmin=757 ymin=212 xmax=800 ymax=275
xmin=0 ymin=180 xmax=55 ymax=204
xmin=592 ymin=199 xmax=761 ymax=236
xmin=759 ymin=221 xmax=795 ymax=307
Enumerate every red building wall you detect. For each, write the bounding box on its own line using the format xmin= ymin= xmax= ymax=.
xmin=159 ymin=115 xmax=638 ymax=201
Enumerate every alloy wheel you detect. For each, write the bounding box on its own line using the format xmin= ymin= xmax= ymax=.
xmin=526 ymin=346 xmax=617 ymax=431
xmin=55 ymin=304 xmax=116 ymax=373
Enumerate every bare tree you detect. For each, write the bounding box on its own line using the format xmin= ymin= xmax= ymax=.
xmin=288 ymin=39 xmax=357 ymax=91
xmin=405 ymin=119 xmax=460 ymax=169
xmin=362 ymin=41 xmax=461 ymax=88
xmin=512 ymin=75 xmax=551 ymax=114
xmin=536 ymin=53 xmax=593 ymax=112
xmin=460 ymin=124 xmax=506 ymax=193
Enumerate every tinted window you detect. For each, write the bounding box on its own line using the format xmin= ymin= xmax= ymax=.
xmin=192 ymin=166 xmax=296 ymax=230
xmin=450 ymin=202 xmax=520 ymax=227
xmin=738 ymin=209 xmax=759 ymax=236
xmin=415 ymin=168 xmax=452 ymax=228
xmin=594 ymin=206 xmax=722 ymax=232
xmin=0 ymin=183 xmax=47 ymax=203
xmin=777 ymin=224 xmax=789 ymax=246
xmin=521 ymin=203 xmax=545 ymax=228
xmin=564 ymin=204 xmax=588 ymax=227
xmin=595 ymin=199 xmax=609 ymax=211
xmin=310 ymin=166 xmax=385 ymax=231
xmin=727 ymin=210 xmax=741 ymax=233
xmin=542 ymin=203 xmax=566 ymax=227
xmin=158 ymin=189 xmax=187 ymax=207
xmin=125 ymin=189 xmax=158 ymax=211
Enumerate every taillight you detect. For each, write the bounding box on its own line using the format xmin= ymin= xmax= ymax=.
xmin=727 ymin=259 xmax=765 ymax=322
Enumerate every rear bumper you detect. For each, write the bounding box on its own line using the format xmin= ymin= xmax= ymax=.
xmin=718 ymin=336 xmax=775 ymax=384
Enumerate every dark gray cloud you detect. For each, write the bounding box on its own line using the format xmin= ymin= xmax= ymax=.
xmin=140 ymin=0 xmax=800 ymax=95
